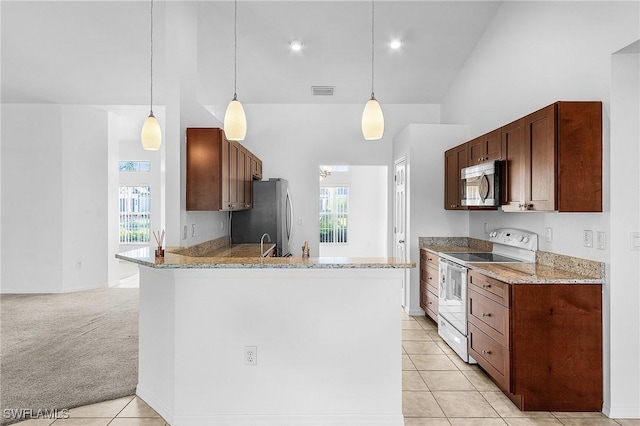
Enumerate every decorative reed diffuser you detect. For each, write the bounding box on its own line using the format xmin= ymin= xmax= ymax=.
xmin=153 ymin=230 xmax=165 ymax=258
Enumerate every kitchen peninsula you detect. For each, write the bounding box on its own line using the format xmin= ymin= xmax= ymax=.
xmin=117 ymin=243 xmax=414 ymax=426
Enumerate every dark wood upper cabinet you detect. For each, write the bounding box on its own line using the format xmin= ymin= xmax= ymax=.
xmin=186 ymin=128 xmax=262 ymax=212
xmin=186 ymin=128 xmax=224 ymax=211
xmin=556 ymin=101 xmax=602 ymax=212
xmin=444 ymin=144 xmax=468 ymax=210
xmin=468 ymin=128 xmax=502 ymax=166
xmin=501 ymin=118 xmax=526 ymax=212
xmin=501 ymin=101 xmax=602 ymax=212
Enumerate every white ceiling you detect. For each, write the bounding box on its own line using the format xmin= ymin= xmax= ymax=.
xmin=1 ymin=1 xmax=502 ymax=106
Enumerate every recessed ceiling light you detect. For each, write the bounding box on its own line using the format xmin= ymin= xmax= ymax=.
xmin=389 ymin=39 xmax=402 ymax=50
xmin=290 ymin=40 xmax=304 ymax=51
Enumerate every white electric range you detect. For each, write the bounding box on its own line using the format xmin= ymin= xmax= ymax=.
xmin=437 ymin=229 xmax=538 ymax=363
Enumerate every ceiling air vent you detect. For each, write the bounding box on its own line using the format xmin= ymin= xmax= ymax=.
xmin=311 ymin=86 xmax=335 ymax=96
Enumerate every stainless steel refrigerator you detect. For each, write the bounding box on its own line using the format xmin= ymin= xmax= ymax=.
xmin=231 ymin=178 xmax=293 ymax=256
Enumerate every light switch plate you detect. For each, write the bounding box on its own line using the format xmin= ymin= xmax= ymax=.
xmin=545 ymin=227 xmax=553 ymax=243
xmin=596 ymin=231 xmax=606 ymax=250
xmin=631 ymin=232 xmax=640 ymax=251
xmin=583 ymin=230 xmax=593 ymax=248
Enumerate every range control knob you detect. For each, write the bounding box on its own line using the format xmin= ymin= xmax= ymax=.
xmin=523 ymin=237 xmax=530 ymax=243
xmin=517 ymin=235 xmax=524 ymax=242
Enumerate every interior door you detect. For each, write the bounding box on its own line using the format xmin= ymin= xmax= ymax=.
xmin=394 ymin=158 xmax=407 ymax=307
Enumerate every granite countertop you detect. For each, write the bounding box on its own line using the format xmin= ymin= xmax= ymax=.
xmin=467 ymin=262 xmax=603 ymax=284
xmin=419 ymin=236 xmax=604 ymax=285
xmin=197 ymin=243 xmax=275 ymax=258
xmin=116 ymin=247 xmax=415 ymax=269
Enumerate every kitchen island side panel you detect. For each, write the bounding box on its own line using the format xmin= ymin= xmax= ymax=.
xmin=137 ymin=267 xmax=404 ymax=426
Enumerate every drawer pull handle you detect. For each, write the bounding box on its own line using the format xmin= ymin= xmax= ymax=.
xmin=481 ymin=350 xmax=492 ymax=355
xmin=482 ymin=284 xmax=492 ymax=289
xmin=482 ymin=313 xmax=492 ymax=317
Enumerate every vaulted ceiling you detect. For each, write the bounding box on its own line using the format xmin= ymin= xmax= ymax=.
xmin=1 ymin=1 xmax=501 ymax=106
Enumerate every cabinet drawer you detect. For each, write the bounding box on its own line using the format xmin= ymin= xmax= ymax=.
xmin=468 ymin=271 xmax=510 ymax=307
xmin=425 ymin=290 xmax=438 ymax=321
xmin=420 ymin=249 xmax=439 ymax=268
xmin=469 ymin=323 xmax=510 ymax=392
xmin=468 ymin=289 xmax=510 ymax=347
xmin=426 ymin=264 xmax=439 ymax=295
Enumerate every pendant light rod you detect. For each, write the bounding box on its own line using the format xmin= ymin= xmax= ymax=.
xmin=149 ymin=0 xmax=154 ymax=114
xmin=234 ymin=0 xmax=238 ymax=97
xmin=141 ymin=0 xmax=161 ymax=150
xmin=370 ymin=0 xmax=375 ymax=97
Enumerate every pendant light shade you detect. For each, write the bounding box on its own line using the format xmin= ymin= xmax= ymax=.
xmin=141 ymin=113 xmax=162 ymax=150
xmin=141 ymin=0 xmax=161 ymax=151
xmin=362 ymin=95 xmax=384 ymax=140
xmin=362 ymin=0 xmax=384 ymax=141
xmin=224 ymin=0 xmax=247 ymax=141
xmin=224 ymin=95 xmax=247 ymax=141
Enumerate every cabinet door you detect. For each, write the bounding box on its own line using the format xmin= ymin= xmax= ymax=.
xmin=236 ymin=145 xmax=247 ymax=208
xmin=468 ymin=129 xmax=502 ymax=166
xmin=251 ymin=156 xmax=263 ymax=180
xmin=444 ymin=144 xmax=467 ymax=210
xmin=524 ymin=104 xmax=557 ymax=211
xmin=221 ymin=135 xmax=231 ymax=211
xmin=244 ymin=151 xmax=252 ymax=209
xmin=229 ymin=141 xmax=239 ymax=209
xmin=186 ymin=128 xmax=222 ymax=211
xmin=501 ymin=119 xmax=526 ymax=211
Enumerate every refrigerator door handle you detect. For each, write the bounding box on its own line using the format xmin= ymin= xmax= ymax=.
xmin=285 ymin=190 xmax=293 ymax=241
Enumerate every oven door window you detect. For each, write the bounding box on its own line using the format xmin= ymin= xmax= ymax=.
xmin=439 ymin=261 xmax=468 ymax=335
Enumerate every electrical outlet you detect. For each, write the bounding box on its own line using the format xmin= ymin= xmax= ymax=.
xmin=192 ymin=224 xmax=196 ymax=237
xmin=631 ymin=232 xmax=640 ymax=251
xmin=483 ymin=222 xmax=489 ymax=234
xmin=220 ymin=220 xmax=225 ymax=230
xmin=583 ymin=230 xmax=593 ymax=248
xmin=183 ymin=225 xmax=187 ymax=240
xmin=596 ymin=231 xmax=606 ymax=250
xmin=545 ymin=227 xmax=553 ymax=243
xmin=75 ymin=261 xmax=82 ymax=269
xmin=244 ymin=346 xmax=257 ymax=366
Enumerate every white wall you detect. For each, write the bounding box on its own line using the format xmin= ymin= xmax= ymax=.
xmin=440 ymin=1 xmax=640 ymax=417
xmin=610 ymin=43 xmax=640 ymax=418
xmin=2 ymin=105 xmax=64 ymax=293
xmin=319 ymin=166 xmax=387 ymax=258
xmin=164 ymin=1 xmax=229 ymax=249
xmin=240 ymin=103 xmax=440 ymax=257
xmin=393 ymin=124 xmax=470 ymax=315
xmin=1 ymin=104 xmax=111 ymax=293
xmin=61 ymin=106 xmax=109 ymax=292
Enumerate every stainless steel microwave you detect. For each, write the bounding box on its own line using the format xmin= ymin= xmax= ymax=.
xmin=461 ymin=161 xmax=503 ymax=207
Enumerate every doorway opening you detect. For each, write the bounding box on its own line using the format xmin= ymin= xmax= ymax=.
xmin=318 ymin=165 xmax=387 ymax=258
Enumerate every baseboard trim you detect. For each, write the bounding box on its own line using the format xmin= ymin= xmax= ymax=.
xmin=172 ymin=413 xmax=404 ymax=426
xmin=0 ymin=283 xmax=107 ymax=294
xmin=407 ymin=308 xmax=426 ymax=317
xmin=603 ymin=401 xmax=640 ymax=419
xmin=136 ymin=384 xmax=174 ymax=426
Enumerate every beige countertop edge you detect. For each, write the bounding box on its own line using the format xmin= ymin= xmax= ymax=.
xmin=467 ymin=263 xmax=603 ymax=285
xmin=419 ymin=246 xmax=602 ymax=284
xmin=116 ymin=253 xmax=415 ymax=269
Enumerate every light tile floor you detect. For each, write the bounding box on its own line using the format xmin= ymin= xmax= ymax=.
xmin=12 ymin=310 xmax=640 ymax=426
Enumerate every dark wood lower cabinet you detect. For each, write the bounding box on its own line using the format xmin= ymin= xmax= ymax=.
xmin=468 ymin=270 xmax=602 ymax=412
xmin=420 ymin=249 xmax=439 ymax=322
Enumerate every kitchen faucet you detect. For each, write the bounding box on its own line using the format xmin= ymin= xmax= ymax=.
xmin=260 ymin=233 xmax=272 ymax=256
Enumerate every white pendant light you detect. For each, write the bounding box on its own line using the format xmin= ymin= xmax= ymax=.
xmin=141 ymin=0 xmax=161 ymax=151
xmin=361 ymin=0 xmax=384 ymax=141
xmin=224 ymin=0 xmax=247 ymax=141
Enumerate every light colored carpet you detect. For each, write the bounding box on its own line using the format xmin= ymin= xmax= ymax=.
xmin=0 ymin=288 xmax=138 ymax=425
